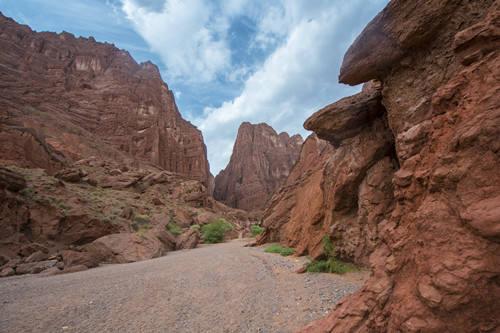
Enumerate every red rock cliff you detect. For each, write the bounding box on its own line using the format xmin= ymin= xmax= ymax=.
xmin=214 ymin=122 xmax=303 ymax=213
xmin=256 ymin=90 xmax=398 ymax=267
xmin=295 ymin=0 xmax=500 ymax=332
xmin=0 ymin=13 xmax=212 ymax=188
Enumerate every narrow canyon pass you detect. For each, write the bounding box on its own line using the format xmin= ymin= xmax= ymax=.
xmin=0 ymin=12 xmax=258 ymax=276
xmin=214 ymin=122 xmax=303 ymax=214
xmin=0 ymin=0 xmax=499 ymax=332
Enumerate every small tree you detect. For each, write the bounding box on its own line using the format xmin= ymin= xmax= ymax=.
xmin=201 ymin=218 xmax=232 ymax=244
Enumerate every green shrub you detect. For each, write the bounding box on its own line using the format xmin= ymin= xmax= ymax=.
xmin=201 ymin=218 xmax=232 ymax=244
xmin=264 ymin=244 xmax=295 ymax=256
xmin=190 ymin=224 xmax=200 ymax=230
xmin=305 ymin=236 xmax=357 ymax=274
xmin=249 ymin=225 xmax=264 ymax=237
xmin=167 ymin=222 xmax=182 ymax=235
xmin=134 ymin=214 xmax=149 ymax=224
xmin=131 ymin=221 xmax=139 ymax=231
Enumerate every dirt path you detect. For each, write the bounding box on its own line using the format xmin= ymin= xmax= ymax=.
xmin=0 ymin=239 xmax=369 ymax=332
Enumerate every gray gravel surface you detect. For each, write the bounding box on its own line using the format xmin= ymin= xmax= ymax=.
xmin=0 ymin=239 xmax=368 ymax=333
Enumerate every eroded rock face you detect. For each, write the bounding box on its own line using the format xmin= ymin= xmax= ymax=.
xmin=297 ymin=1 xmax=500 ymax=332
xmin=257 ymin=99 xmax=397 ymax=266
xmin=0 ymin=13 xmax=212 ymax=188
xmin=214 ymin=122 xmax=303 ymax=213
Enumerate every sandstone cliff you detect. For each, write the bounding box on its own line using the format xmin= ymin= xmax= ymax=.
xmin=0 ymin=12 xmax=212 ymax=189
xmin=256 ymin=90 xmax=398 ymax=267
xmin=292 ymin=0 xmax=500 ymax=332
xmin=214 ymin=122 xmax=303 ymax=213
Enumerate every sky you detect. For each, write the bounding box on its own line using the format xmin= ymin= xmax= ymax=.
xmin=0 ymin=0 xmax=389 ymax=174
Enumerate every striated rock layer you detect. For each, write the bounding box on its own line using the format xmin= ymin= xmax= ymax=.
xmin=0 ymin=12 xmax=212 ymax=188
xmin=214 ymin=122 xmax=303 ymax=213
xmin=256 ymin=91 xmax=398 ymax=267
xmin=295 ymin=0 xmax=500 ymax=332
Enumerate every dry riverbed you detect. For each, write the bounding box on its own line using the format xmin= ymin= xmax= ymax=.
xmin=0 ymin=239 xmax=369 ymax=332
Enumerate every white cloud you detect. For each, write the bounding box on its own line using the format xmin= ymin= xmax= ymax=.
xmin=120 ymin=0 xmax=231 ymax=83
xmin=193 ymin=0 xmax=388 ymax=174
xmin=119 ymin=0 xmax=389 ymax=174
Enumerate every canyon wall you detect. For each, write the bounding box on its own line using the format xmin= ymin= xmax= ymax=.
xmin=293 ymin=0 xmax=499 ymax=332
xmin=256 ymin=90 xmax=398 ymax=267
xmin=0 ymin=12 xmax=213 ymax=188
xmin=214 ymin=122 xmax=303 ymax=213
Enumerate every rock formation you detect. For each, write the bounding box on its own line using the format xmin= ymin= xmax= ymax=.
xmin=291 ymin=0 xmax=500 ymax=332
xmin=0 ymin=13 xmax=261 ymax=276
xmin=214 ymin=122 xmax=303 ymax=213
xmin=256 ymin=91 xmax=398 ymax=267
xmin=0 ymin=160 xmax=256 ymax=276
xmin=0 ymin=12 xmax=212 ymax=188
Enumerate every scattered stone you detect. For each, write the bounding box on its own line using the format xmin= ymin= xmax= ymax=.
xmin=24 ymin=250 xmax=49 ymax=263
xmin=176 ymin=229 xmax=200 ymax=250
xmin=61 ymin=250 xmax=99 ymax=269
xmin=55 ymin=168 xmax=84 ymax=182
xmin=62 ymin=265 xmax=89 ymax=274
xmin=39 ymin=266 xmax=61 ymax=277
xmin=15 ymin=259 xmax=58 ymax=275
xmin=1 ymin=267 xmax=15 ymax=277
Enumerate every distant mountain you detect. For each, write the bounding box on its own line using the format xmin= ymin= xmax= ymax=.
xmin=214 ymin=122 xmax=302 ymax=213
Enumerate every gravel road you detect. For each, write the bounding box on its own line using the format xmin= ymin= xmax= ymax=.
xmin=0 ymin=239 xmax=368 ymax=333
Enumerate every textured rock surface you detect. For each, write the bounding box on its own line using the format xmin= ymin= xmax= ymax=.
xmin=214 ymin=122 xmax=303 ymax=213
xmin=86 ymin=233 xmax=169 ymax=264
xmin=0 ymin=13 xmax=212 ymax=188
xmin=297 ymin=0 xmax=500 ymax=332
xmin=257 ymin=101 xmax=397 ymax=266
xmin=0 ymin=160 xmax=256 ymax=276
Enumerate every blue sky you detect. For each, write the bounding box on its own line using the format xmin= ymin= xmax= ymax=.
xmin=0 ymin=0 xmax=389 ymax=174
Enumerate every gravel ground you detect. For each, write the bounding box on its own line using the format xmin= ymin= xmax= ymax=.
xmin=0 ymin=239 xmax=369 ymax=333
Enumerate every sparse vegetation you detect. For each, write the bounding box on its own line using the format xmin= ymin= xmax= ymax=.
xmin=305 ymin=236 xmax=357 ymax=274
xmin=249 ymin=225 xmax=264 ymax=237
xmin=190 ymin=224 xmax=200 ymax=230
xmin=264 ymin=244 xmax=295 ymax=256
xmin=134 ymin=214 xmax=149 ymax=224
xmin=201 ymin=218 xmax=233 ymax=244
xmin=167 ymin=222 xmax=182 ymax=235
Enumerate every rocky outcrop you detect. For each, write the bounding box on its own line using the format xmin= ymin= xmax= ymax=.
xmin=0 ymin=12 xmax=212 ymax=188
xmin=256 ymin=93 xmax=397 ymax=266
xmin=0 ymin=159 xmax=258 ymax=276
xmin=214 ymin=122 xmax=303 ymax=213
xmin=297 ymin=1 xmax=500 ymax=332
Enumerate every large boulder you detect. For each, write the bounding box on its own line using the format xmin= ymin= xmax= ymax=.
xmin=86 ymin=233 xmax=167 ymax=264
xmin=176 ymin=229 xmax=200 ymax=250
xmin=61 ymin=250 xmax=99 ymax=268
